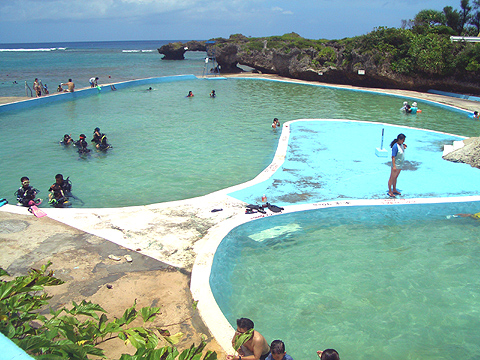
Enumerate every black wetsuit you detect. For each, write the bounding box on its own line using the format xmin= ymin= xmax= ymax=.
xmin=75 ymin=139 xmax=90 ymax=154
xmin=97 ymin=134 xmax=110 ymax=151
xmin=48 ymin=179 xmax=71 ymax=207
xmin=16 ymin=186 xmax=38 ymax=207
xmin=92 ymin=132 xmax=102 ymax=144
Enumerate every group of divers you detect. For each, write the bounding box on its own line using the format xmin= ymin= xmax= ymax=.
xmin=61 ymin=127 xmax=111 ymax=154
xmin=11 ymin=128 xmax=111 ymax=209
xmin=14 ymin=173 xmax=75 ymax=209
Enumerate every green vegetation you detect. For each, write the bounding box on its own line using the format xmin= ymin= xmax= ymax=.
xmin=215 ymin=1 xmax=480 ymax=82
xmin=0 ymin=263 xmax=217 ymax=360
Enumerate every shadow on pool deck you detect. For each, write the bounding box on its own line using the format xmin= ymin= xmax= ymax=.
xmin=228 ymin=120 xmax=480 ymax=205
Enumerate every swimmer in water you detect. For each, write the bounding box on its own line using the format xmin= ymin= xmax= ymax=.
xmin=60 ymin=134 xmax=73 ymax=145
xmin=187 ymin=91 xmax=194 ymax=97
xmin=210 ymin=90 xmax=216 ymax=98
xmin=272 ymin=118 xmax=280 ymax=128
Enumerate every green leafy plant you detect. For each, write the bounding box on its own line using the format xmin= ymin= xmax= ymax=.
xmin=0 ymin=263 xmax=217 ymax=360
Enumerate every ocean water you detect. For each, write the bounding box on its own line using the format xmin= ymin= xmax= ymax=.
xmin=0 ymin=40 xmax=207 ymax=98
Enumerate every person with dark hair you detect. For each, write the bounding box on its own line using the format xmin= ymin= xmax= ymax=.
xmin=48 ymin=174 xmax=72 ymax=207
xmin=387 ymin=133 xmax=407 ymax=198
xmin=272 ymin=118 xmax=280 ymax=129
xmin=92 ymin=127 xmax=110 ymax=151
xmin=317 ymin=349 xmax=339 ymax=360
xmin=227 ymin=318 xmax=270 ymax=360
xmin=61 ymin=78 xmax=75 ymax=92
xmin=265 ymin=340 xmax=293 ymax=360
xmin=75 ymin=134 xmax=90 ymax=154
xmin=15 ymin=176 xmax=41 ymax=207
xmin=60 ymin=134 xmax=73 ymax=145
xmin=210 ymin=90 xmax=216 ymax=98
xmin=187 ymin=90 xmax=194 ymax=97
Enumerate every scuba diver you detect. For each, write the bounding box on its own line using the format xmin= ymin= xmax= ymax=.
xmin=48 ymin=174 xmax=72 ymax=207
xmin=74 ymin=134 xmax=90 ymax=154
xmin=92 ymin=127 xmax=110 ymax=151
xmin=92 ymin=127 xmax=102 ymax=144
xmin=60 ymin=134 xmax=73 ymax=145
xmin=15 ymin=176 xmax=42 ymax=207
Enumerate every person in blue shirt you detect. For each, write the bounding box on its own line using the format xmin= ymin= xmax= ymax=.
xmin=265 ymin=340 xmax=293 ymax=360
xmin=387 ymin=133 xmax=407 ymax=198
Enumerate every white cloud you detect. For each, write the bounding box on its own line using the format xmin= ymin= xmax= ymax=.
xmin=0 ymin=0 xmax=192 ymax=21
xmin=271 ymin=6 xmax=293 ymax=15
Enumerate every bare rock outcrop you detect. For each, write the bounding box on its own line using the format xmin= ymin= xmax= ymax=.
xmin=443 ymin=137 xmax=480 ymax=169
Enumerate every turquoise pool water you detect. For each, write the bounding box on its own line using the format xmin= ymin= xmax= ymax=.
xmin=210 ymin=201 xmax=480 ymax=360
xmin=0 ymin=78 xmax=477 ymax=207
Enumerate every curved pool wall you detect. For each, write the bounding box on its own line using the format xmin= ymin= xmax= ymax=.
xmin=191 ymin=118 xmax=480 ymax=358
xmin=1 ymin=75 xmax=478 ymax=209
xmin=0 ymin=74 xmax=197 ymax=113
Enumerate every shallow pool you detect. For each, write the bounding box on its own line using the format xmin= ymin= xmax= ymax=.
xmin=210 ymin=201 xmax=480 ymax=360
xmin=0 ymin=78 xmax=476 ymax=207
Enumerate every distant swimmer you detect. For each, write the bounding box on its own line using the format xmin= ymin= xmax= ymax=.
xmin=210 ymin=90 xmax=216 ymax=98
xmin=272 ymin=118 xmax=280 ymax=128
xmin=187 ymin=90 xmax=194 ymax=97
xmin=473 ymin=111 xmax=479 ymax=119
xmin=401 ymin=101 xmax=412 ymax=113
xmin=147 ymin=87 xmax=153 ymax=91
xmin=61 ymin=78 xmax=75 ymax=92
xmin=60 ymin=134 xmax=73 ymax=145
xmin=89 ymin=76 xmax=99 ymax=87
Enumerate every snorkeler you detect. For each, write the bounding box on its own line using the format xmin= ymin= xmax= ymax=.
xmin=48 ymin=174 xmax=72 ymax=207
xmin=74 ymin=134 xmax=90 ymax=154
xmin=60 ymin=134 xmax=73 ymax=145
xmin=15 ymin=176 xmax=42 ymax=207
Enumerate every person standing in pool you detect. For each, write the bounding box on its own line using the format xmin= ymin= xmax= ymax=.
xmin=210 ymin=90 xmax=216 ymax=98
xmin=265 ymin=340 xmax=293 ymax=360
xmin=317 ymin=349 xmax=340 ymax=360
xmin=388 ymin=133 xmax=407 ymax=198
xmin=227 ymin=318 xmax=271 ymax=360
xmin=187 ymin=90 xmax=194 ymax=97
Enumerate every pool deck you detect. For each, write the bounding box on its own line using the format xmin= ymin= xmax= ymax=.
xmin=2 ymin=74 xmax=480 ymax=357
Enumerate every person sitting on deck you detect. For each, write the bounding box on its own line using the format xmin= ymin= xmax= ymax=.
xmin=61 ymin=79 xmax=75 ymax=92
xmin=57 ymin=84 xmax=63 ymax=92
xmin=227 ymin=318 xmax=271 ymax=360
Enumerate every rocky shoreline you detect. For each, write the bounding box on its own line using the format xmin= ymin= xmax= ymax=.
xmin=158 ymin=36 xmax=480 ymax=95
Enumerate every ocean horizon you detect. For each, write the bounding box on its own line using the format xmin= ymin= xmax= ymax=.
xmin=0 ymin=40 xmax=206 ymax=98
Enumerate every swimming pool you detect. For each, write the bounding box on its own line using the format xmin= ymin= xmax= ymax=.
xmin=210 ymin=201 xmax=480 ymax=360
xmin=0 ymin=78 xmax=476 ymax=208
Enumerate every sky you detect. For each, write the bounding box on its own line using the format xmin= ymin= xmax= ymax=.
xmin=0 ymin=0 xmax=463 ymax=44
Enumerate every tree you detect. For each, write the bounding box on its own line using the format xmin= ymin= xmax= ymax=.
xmin=460 ymin=0 xmax=473 ymax=34
xmin=413 ymin=9 xmax=447 ymax=27
xmin=444 ymin=6 xmax=462 ymax=34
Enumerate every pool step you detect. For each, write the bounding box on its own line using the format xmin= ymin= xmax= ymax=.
xmin=443 ymin=140 xmax=465 ymax=156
